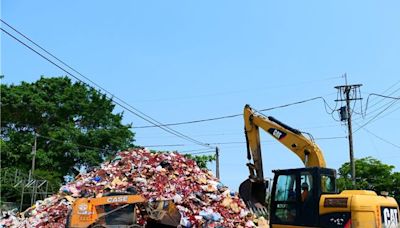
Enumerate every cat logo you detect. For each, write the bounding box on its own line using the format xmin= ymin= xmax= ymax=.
xmin=381 ymin=207 xmax=399 ymax=228
xmin=268 ymin=128 xmax=287 ymax=140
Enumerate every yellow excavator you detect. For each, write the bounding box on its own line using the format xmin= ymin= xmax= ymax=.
xmin=239 ymin=104 xmax=399 ymax=228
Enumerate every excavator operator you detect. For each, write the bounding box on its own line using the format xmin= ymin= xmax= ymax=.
xmin=301 ymin=182 xmax=309 ymax=202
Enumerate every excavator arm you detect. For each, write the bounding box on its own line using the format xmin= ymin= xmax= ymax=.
xmin=239 ymin=104 xmax=326 ymax=208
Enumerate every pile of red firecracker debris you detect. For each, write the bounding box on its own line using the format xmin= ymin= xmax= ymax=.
xmin=1 ymin=148 xmax=268 ymax=228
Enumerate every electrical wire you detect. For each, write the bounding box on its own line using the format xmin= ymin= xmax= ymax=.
xmin=134 ymin=113 xmax=242 ymax=128
xmin=183 ymin=150 xmax=216 ymax=155
xmin=179 ymin=148 xmax=217 ymax=153
xmin=353 ymin=123 xmax=400 ymax=150
xmin=38 ymin=133 xmax=189 ymax=151
xmin=364 ymin=93 xmax=400 ymax=115
xmin=370 ymin=103 xmax=400 ymax=123
xmin=142 ymin=144 xmax=185 ymax=147
xmin=0 ymin=24 xmax=213 ymax=149
xmin=353 ymin=82 xmax=400 ymax=123
xmin=363 ymin=80 xmax=400 ymax=112
xmin=353 ymin=93 xmax=400 ymax=133
xmin=136 ymin=124 xmax=338 ymax=139
xmin=129 ymin=77 xmax=341 ymax=103
xmin=36 ymin=134 xmax=112 ymax=152
xmin=135 ymin=136 xmax=347 ymax=149
xmin=134 ymin=96 xmax=336 ymax=128
xmin=207 ymin=136 xmax=346 ymax=145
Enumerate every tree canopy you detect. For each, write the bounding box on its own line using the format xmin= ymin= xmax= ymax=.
xmin=1 ymin=76 xmax=135 ymax=180
xmin=337 ymin=156 xmax=400 ymax=203
xmin=184 ymin=154 xmax=216 ymax=169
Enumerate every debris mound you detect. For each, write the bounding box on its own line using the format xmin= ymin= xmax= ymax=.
xmin=1 ymin=148 xmax=267 ymax=227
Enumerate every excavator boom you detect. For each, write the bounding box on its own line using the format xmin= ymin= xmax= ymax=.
xmin=243 ymin=104 xmax=326 ymax=183
xmin=240 ymin=104 xmax=327 ymax=209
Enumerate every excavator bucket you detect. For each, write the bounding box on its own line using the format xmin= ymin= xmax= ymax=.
xmin=239 ymin=179 xmax=269 ymax=217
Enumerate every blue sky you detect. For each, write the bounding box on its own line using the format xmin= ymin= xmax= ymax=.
xmin=2 ymin=1 xmax=400 ymax=190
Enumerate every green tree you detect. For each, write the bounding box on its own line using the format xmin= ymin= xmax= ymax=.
xmin=1 ymin=76 xmax=134 ymax=180
xmin=337 ymin=157 xmax=399 ymax=203
xmin=184 ymin=154 xmax=216 ymax=170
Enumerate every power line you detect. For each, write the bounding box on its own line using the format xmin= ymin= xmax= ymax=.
xmin=142 ymin=144 xmax=185 ymax=148
xmin=136 ymin=124 xmax=339 ymax=139
xmin=352 ymin=92 xmax=400 ymax=122
xmin=198 ymin=136 xmax=347 ymax=146
xmin=0 ymin=23 xmax=211 ymax=149
xmin=134 ymin=113 xmax=242 ymax=128
xmin=354 ymin=123 xmax=400 ymax=150
xmin=352 ymin=82 xmax=400 ymax=123
xmin=37 ymin=133 xmax=192 ymax=151
xmin=133 ymin=136 xmax=347 ymax=150
xmin=37 ymin=133 xmax=196 ymax=151
xmin=354 ymin=99 xmax=398 ymax=133
xmin=362 ymin=80 xmax=400 ymax=112
xmin=364 ymin=93 xmax=400 ymax=115
xmin=183 ymin=150 xmax=216 ymax=155
xmin=179 ymin=148 xmax=216 ymax=153
xmin=36 ymin=134 xmax=112 ymax=152
xmin=370 ymin=103 xmax=400 ymax=123
xmin=0 ymin=22 xmax=213 ymax=149
xmin=128 ymin=77 xmax=341 ymax=103
xmin=134 ymin=96 xmax=336 ymax=128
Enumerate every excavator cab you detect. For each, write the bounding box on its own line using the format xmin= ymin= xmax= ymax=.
xmin=239 ymin=167 xmax=337 ymax=225
xmin=270 ymin=167 xmax=336 ymax=227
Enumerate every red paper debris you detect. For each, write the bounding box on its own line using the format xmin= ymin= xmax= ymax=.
xmin=1 ymin=148 xmax=267 ymax=228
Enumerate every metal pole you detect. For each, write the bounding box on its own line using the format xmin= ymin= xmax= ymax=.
xmin=345 ymin=88 xmax=356 ymax=187
xmin=215 ymin=147 xmax=220 ymax=179
xmin=20 ymin=184 xmax=25 ymax=211
xmin=30 ymin=133 xmax=37 ymax=181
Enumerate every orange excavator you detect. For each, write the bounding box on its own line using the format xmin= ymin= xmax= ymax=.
xmin=239 ymin=104 xmax=399 ymax=228
xmin=66 ymin=191 xmax=180 ymax=228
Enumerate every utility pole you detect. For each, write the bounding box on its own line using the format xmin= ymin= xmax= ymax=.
xmin=30 ymin=133 xmax=37 ymax=181
xmin=215 ymin=147 xmax=220 ymax=179
xmin=334 ymin=74 xmax=362 ymax=187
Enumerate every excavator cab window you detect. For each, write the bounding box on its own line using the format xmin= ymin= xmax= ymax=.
xmin=321 ymin=174 xmax=336 ymax=193
xmin=273 ymin=174 xmax=297 ymax=223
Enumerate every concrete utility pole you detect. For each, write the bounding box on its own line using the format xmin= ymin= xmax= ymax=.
xmin=30 ymin=133 xmax=37 ymax=181
xmin=334 ymin=74 xmax=362 ymax=187
xmin=215 ymin=147 xmax=220 ymax=179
